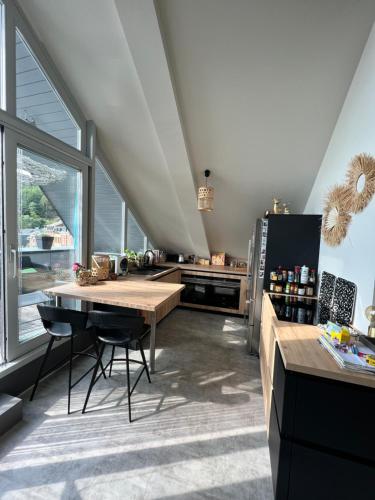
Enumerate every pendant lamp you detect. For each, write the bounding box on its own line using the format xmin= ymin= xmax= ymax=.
xmin=198 ymin=170 xmax=214 ymax=212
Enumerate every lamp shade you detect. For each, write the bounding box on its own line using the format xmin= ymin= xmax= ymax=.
xmin=198 ymin=185 xmax=214 ymax=211
xmin=197 ymin=169 xmax=214 ymax=211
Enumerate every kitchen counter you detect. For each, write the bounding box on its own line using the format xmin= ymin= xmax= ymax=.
xmin=261 ymin=292 xmax=375 ymax=499
xmin=265 ymin=292 xmax=375 ymax=389
xmin=118 ymin=263 xmax=248 ymax=315
xmin=158 ymin=262 xmax=247 ymax=275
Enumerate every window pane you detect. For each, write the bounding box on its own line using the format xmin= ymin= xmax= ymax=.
xmin=0 ymin=1 xmax=3 ymax=110
xmin=127 ymin=211 xmax=146 ymax=254
xmin=17 ymin=147 xmax=82 ymax=343
xmin=94 ymin=160 xmax=123 ymax=254
xmin=16 ymin=29 xmax=81 ymax=149
xmin=0 ymin=133 xmax=3 ymax=364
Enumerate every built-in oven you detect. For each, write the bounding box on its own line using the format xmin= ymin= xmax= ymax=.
xmin=180 ymin=274 xmax=241 ymax=310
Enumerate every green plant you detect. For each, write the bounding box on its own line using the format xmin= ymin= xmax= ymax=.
xmin=123 ymin=248 xmax=138 ymax=262
xmin=20 ymin=185 xmax=58 ymax=229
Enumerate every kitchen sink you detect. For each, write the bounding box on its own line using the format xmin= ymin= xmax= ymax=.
xmin=129 ymin=266 xmax=166 ymax=276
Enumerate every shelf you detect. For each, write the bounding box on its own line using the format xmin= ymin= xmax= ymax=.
xmin=268 ymin=291 xmax=318 ymax=300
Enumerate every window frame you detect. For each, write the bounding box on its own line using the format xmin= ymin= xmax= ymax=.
xmin=4 ymin=0 xmax=86 ymax=153
xmin=95 ymin=147 xmax=152 ymax=254
xmin=3 ymin=126 xmax=89 ymax=361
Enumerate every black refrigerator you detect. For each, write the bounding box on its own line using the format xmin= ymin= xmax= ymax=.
xmin=246 ymin=214 xmax=322 ymax=354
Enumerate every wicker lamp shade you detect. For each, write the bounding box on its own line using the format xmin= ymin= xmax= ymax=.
xmin=198 ymin=169 xmax=214 ymax=212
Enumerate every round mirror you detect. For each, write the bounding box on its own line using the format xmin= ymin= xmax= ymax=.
xmin=325 ymin=206 xmax=339 ymax=231
xmin=356 ymin=173 xmax=366 ymax=193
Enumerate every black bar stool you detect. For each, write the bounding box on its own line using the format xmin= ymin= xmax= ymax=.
xmin=92 ymin=302 xmax=149 ymax=378
xmin=82 ymin=311 xmax=151 ymax=422
xmin=30 ymin=304 xmax=107 ymax=414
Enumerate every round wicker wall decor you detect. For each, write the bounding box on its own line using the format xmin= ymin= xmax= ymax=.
xmin=345 ymin=153 xmax=375 ymax=213
xmin=322 ymin=185 xmax=351 ymax=247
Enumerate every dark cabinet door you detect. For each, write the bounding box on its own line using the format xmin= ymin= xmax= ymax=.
xmin=293 ymin=374 xmax=375 ymax=463
xmin=288 ymin=443 xmax=375 ymax=500
xmin=272 ymin=343 xmax=296 ymax=437
xmin=269 ymin=394 xmax=291 ymax=500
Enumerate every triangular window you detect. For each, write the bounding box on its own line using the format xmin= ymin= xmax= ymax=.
xmin=16 ymin=29 xmax=81 ymax=149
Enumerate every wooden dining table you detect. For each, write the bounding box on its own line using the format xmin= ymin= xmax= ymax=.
xmin=44 ymin=278 xmax=185 ymax=373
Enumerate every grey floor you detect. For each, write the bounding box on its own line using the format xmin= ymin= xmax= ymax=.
xmin=0 ymin=309 xmax=273 ymax=500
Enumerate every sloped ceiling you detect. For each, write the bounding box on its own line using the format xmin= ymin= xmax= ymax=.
xmin=18 ymin=0 xmax=375 ymax=258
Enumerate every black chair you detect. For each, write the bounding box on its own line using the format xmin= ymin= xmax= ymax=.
xmin=92 ymin=303 xmax=149 ymax=378
xmin=30 ymin=304 xmax=107 ymax=414
xmin=82 ymin=311 xmax=151 ymax=422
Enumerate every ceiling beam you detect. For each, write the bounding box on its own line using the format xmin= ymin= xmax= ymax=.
xmin=115 ymin=0 xmax=210 ymax=258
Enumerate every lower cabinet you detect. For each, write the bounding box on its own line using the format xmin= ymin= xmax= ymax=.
xmin=267 ymin=343 xmax=375 ymax=499
xmin=155 ymin=269 xmax=181 ymax=283
xmin=268 ymin=394 xmax=291 ymax=500
xmin=288 ymin=443 xmax=375 ymax=500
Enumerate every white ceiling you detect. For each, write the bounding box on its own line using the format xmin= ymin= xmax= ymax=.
xmin=18 ymin=0 xmax=375 ymax=258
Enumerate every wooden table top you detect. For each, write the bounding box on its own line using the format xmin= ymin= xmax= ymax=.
xmin=44 ymin=279 xmax=185 ymax=312
xmin=264 ymin=293 xmax=375 ymax=389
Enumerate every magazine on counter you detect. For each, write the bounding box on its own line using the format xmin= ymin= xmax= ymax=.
xmin=318 ymin=333 xmax=375 ymax=375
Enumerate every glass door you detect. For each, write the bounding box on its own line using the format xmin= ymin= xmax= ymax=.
xmin=0 ymin=128 xmax=4 ymax=364
xmin=3 ymin=129 xmax=83 ymax=360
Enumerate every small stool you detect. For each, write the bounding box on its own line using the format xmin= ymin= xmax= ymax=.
xmin=30 ymin=305 xmax=106 ymax=414
xmin=82 ymin=311 xmax=151 ymax=422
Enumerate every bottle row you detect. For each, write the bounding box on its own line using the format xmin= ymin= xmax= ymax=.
xmin=269 ymin=265 xmax=316 ymax=297
xmin=271 ymin=295 xmax=316 ymax=324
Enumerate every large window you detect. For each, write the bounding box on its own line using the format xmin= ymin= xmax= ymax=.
xmin=0 ymin=132 xmax=3 ymax=364
xmin=127 ymin=210 xmax=146 ymax=254
xmin=0 ymin=2 xmax=152 ymax=364
xmin=15 ymin=29 xmax=81 ymax=149
xmin=0 ymin=1 xmax=4 ymax=109
xmin=94 ymin=159 xmax=124 ymax=254
xmin=17 ymin=147 xmax=82 ymax=344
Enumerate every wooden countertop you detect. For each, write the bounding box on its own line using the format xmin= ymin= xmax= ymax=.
xmin=44 ymin=279 xmax=185 ymax=312
xmin=159 ymin=262 xmax=247 ymax=275
xmin=264 ymin=293 xmax=375 ymax=389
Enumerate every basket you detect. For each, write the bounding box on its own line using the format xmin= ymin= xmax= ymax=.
xmin=75 ymin=270 xmax=93 ymax=286
xmin=91 ymin=254 xmax=110 ymax=280
xmin=91 ymin=268 xmax=108 ymax=281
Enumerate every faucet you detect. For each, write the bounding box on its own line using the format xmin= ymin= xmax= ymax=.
xmin=144 ymin=249 xmax=155 ymax=267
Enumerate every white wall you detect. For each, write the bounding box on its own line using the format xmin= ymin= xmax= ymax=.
xmin=305 ymin=24 xmax=375 ymax=333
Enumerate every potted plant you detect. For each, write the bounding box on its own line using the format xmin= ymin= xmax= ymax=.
xmin=35 ymin=232 xmax=54 ymax=250
xmin=123 ymin=249 xmax=138 ymax=271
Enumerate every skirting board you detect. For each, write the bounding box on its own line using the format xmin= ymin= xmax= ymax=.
xmin=0 ymin=393 xmax=22 ymax=437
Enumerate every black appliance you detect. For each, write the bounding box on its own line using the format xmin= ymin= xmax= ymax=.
xmin=181 ymin=274 xmax=241 ymax=310
xmin=246 ymin=214 xmax=322 ymax=353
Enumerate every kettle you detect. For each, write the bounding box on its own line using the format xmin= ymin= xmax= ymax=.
xmin=178 ymin=254 xmax=185 ymax=263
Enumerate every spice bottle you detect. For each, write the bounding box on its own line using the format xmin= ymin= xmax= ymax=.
xmin=294 ymin=266 xmax=300 ymax=284
xmin=300 ymin=265 xmax=309 ymax=285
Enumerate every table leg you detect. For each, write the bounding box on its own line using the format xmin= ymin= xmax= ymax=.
xmin=150 ymin=312 xmax=156 ymax=374
xmin=55 ymin=296 xmax=62 ymax=307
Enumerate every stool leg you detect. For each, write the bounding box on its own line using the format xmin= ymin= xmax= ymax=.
xmin=139 ymin=341 xmax=151 ymax=383
xmin=30 ymin=336 xmax=55 ymax=401
xmin=109 ymin=346 xmax=115 ymax=377
xmin=68 ymin=334 xmax=74 ymax=415
xmin=92 ymin=339 xmax=107 ymax=379
xmin=125 ymin=346 xmax=132 ymax=423
xmin=82 ymin=343 xmax=105 ymax=414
